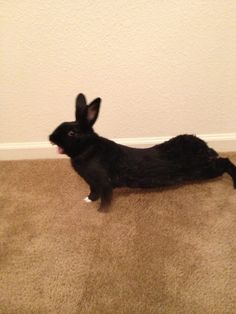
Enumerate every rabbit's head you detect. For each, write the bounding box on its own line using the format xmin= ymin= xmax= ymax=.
xmin=49 ymin=93 xmax=101 ymax=157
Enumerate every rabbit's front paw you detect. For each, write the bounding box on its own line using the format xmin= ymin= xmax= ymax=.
xmin=88 ymin=191 xmax=100 ymax=201
xmin=84 ymin=196 xmax=92 ymax=203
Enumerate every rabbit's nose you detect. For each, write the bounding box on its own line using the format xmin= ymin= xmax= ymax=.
xmin=49 ymin=134 xmax=55 ymax=144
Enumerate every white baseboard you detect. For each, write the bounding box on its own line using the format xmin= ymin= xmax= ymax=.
xmin=0 ymin=133 xmax=235 ymax=160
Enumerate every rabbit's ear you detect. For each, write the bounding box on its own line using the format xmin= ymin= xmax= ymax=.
xmin=87 ymin=98 xmax=101 ymax=126
xmin=75 ymin=93 xmax=87 ymax=121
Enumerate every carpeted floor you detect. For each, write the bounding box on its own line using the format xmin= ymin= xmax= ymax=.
xmin=0 ymin=154 xmax=236 ymax=314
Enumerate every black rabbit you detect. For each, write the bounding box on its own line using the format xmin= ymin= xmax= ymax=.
xmin=49 ymin=93 xmax=236 ymax=212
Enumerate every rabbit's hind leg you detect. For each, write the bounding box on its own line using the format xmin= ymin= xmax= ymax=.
xmin=220 ymin=157 xmax=236 ymax=188
xmin=208 ymin=157 xmax=236 ymax=188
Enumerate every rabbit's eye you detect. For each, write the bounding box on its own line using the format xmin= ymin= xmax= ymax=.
xmin=68 ymin=130 xmax=76 ymax=137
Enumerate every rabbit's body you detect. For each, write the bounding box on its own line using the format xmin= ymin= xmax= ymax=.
xmin=49 ymin=94 xmax=236 ymax=211
xmin=71 ymin=133 xmax=235 ymax=188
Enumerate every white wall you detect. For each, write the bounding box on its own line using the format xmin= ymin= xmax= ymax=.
xmin=1 ymin=1 xmax=236 ymax=158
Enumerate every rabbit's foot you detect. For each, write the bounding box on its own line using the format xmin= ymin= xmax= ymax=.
xmin=84 ymin=192 xmax=99 ymax=202
xmin=84 ymin=196 xmax=92 ymax=203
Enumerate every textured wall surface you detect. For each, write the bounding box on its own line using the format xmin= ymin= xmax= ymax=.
xmin=1 ymin=0 xmax=236 ymax=143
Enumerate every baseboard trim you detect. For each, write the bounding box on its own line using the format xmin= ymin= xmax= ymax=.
xmin=0 ymin=133 xmax=236 ymax=160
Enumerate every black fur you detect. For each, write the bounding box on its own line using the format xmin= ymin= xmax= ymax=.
xmin=49 ymin=93 xmax=236 ymax=212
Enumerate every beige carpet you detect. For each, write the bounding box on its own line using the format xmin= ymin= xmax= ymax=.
xmin=0 ymin=155 xmax=236 ymax=314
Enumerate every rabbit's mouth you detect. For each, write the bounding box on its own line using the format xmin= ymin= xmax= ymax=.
xmin=50 ymin=141 xmax=65 ymax=154
xmin=57 ymin=146 xmax=65 ymax=154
